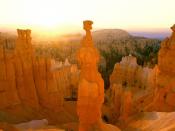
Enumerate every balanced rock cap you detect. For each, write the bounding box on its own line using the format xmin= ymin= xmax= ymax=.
xmin=83 ymin=20 xmax=93 ymax=31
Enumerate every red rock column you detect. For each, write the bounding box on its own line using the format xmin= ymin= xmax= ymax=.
xmin=0 ymin=39 xmax=20 ymax=109
xmin=76 ymin=20 xmax=104 ymax=131
xmin=15 ymin=29 xmax=39 ymax=109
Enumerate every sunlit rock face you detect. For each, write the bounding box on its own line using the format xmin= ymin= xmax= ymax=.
xmin=33 ymin=57 xmax=64 ymax=111
xmin=108 ymin=24 xmax=175 ymax=124
xmin=0 ymin=29 xmax=79 ymax=114
xmin=76 ymin=20 xmax=120 ymax=131
xmin=76 ymin=20 xmax=104 ymax=131
xmin=158 ymin=25 xmax=175 ymax=75
xmin=14 ymin=29 xmax=64 ymax=111
xmin=15 ymin=29 xmax=39 ymax=109
xmin=0 ymin=35 xmax=21 ymax=109
xmin=149 ymin=24 xmax=175 ymax=111
xmin=109 ymin=55 xmax=156 ymax=122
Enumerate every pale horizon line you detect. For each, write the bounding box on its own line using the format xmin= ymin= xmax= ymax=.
xmin=0 ymin=26 xmax=172 ymax=34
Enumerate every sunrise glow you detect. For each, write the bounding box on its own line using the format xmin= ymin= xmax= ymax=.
xmin=0 ymin=0 xmax=175 ymax=37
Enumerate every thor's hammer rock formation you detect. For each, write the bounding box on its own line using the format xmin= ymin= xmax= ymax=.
xmin=76 ymin=20 xmax=104 ymax=131
xmin=76 ymin=21 xmax=120 ymax=131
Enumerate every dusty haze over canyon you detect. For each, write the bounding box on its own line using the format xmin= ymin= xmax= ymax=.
xmin=0 ymin=21 xmax=175 ymax=131
xmin=0 ymin=0 xmax=175 ymax=131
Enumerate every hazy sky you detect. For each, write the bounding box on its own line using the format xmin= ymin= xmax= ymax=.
xmin=0 ymin=0 xmax=175 ymax=36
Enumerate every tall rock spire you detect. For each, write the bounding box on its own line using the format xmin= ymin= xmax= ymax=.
xmin=76 ymin=20 xmax=105 ymax=131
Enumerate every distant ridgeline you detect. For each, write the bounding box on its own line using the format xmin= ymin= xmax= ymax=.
xmin=0 ymin=29 xmax=161 ymax=68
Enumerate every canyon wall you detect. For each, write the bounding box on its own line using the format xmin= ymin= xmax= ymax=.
xmin=149 ymin=24 xmax=175 ymax=111
xmin=108 ymin=25 xmax=175 ymax=122
xmin=0 ymin=29 xmax=79 ymax=113
xmin=109 ymin=55 xmax=156 ymax=121
xmin=0 ymin=35 xmax=21 ymax=109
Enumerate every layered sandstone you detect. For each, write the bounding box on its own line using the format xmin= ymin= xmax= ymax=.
xmin=55 ymin=63 xmax=79 ymax=99
xmin=147 ymin=24 xmax=175 ymax=111
xmin=0 ymin=36 xmax=20 ymax=109
xmin=76 ymin=20 xmax=104 ymax=131
xmin=108 ymin=24 xmax=175 ymax=123
xmin=76 ymin=20 xmax=120 ymax=131
xmin=0 ymin=29 xmax=79 ymax=115
xmin=109 ymin=55 xmax=156 ymax=121
xmin=14 ymin=29 xmax=39 ymax=109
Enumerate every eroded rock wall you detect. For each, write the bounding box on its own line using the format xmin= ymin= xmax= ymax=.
xmin=108 ymin=25 xmax=175 ymax=122
xmin=109 ymin=55 xmax=156 ymax=121
xmin=149 ymin=25 xmax=175 ymax=111
xmin=0 ymin=29 xmax=79 ymax=114
xmin=0 ymin=38 xmax=21 ymax=109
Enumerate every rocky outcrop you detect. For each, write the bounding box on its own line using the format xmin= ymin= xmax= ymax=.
xmin=76 ymin=20 xmax=105 ymax=131
xmin=108 ymin=24 xmax=175 ymax=123
xmin=0 ymin=36 xmax=20 ymax=109
xmin=55 ymin=64 xmax=79 ymax=99
xmin=14 ymin=29 xmax=39 ymax=109
xmin=76 ymin=20 xmax=120 ymax=131
xmin=110 ymin=55 xmax=156 ymax=91
xmin=33 ymin=57 xmax=64 ymax=111
xmin=0 ymin=29 xmax=79 ymax=114
xmin=148 ymin=24 xmax=175 ymax=111
xmin=109 ymin=55 xmax=156 ymax=121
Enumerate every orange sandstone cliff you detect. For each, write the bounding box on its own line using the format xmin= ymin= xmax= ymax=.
xmin=108 ymin=24 xmax=175 ymax=123
xmin=0 ymin=29 xmax=79 ymax=123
